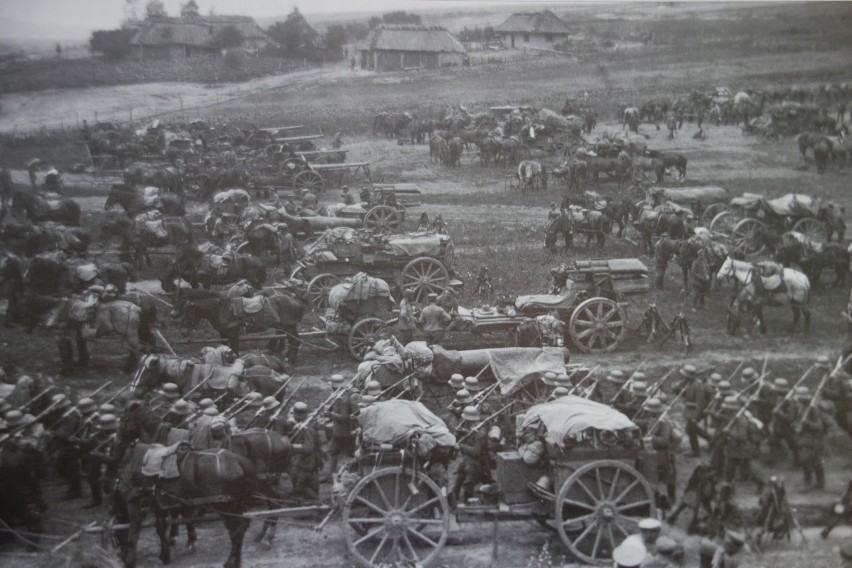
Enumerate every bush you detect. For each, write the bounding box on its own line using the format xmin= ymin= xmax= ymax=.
xmin=89 ymin=28 xmax=135 ymax=59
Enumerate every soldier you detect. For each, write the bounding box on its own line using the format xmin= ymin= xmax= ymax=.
xmin=794 ymin=386 xmax=830 ymax=492
xmin=163 ymin=399 xmax=193 ymax=430
xmin=547 ymin=202 xmax=559 ymax=220
xmin=754 ymin=475 xmax=793 ymax=544
xmin=448 ymin=373 xmax=465 ymax=392
xmin=449 ymin=406 xmax=492 ymax=508
xmin=233 ymin=392 xmax=263 ymax=430
xmin=300 ymin=188 xmax=318 ymax=211
xmin=257 ymin=396 xmax=287 ymax=436
xmin=621 ymin=380 xmax=648 ymax=418
xmin=188 ymin=406 xmax=220 ymax=449
xmin=326 ymin=374 xmax=356 ymax=479
xmin=418 ymin=293 xmax=452 ymax=345
xmin=703 ymin=481 xmax=744 ymax=540
xmin=717 ymin=396 xmax=764 ymax=493
xmin=766 ymin=379 xmax=799 ymax=466
xmin=642 ymin=536 xmax=681 ymax=567
xmin=473 ymin=265 xmax=494 ymax=298
xmin=81 ymin=413 xmax=119 ymax=508
xmin=363 ymin=380 xmax=383 ymax=401
xmin=821 ymin=476 xmax=852 ymax=538
xmin=622 ymin=517 xmax=663 ymax=556
xmin=699 ymin=530 xmax=745 ymax=568
xmin=208 ymin=415 xmax=231 ymax=450
xmin=601 ymin=369 xmax=628 ymax=405
xmin=682 ymin=364 xmax=710 ymax=456
xmin=613 ymin=541 xmax=646 ymax=568
xmin=641 ymin=398 xmax=679 ymax=508
xmin=74 ymin=397 xmax=99 ymax=433
xmin=341 ymin=186 xmax=355 ymax=206
xmin=46 ymin=394 xmax=83 ymax=499
xmin=551 ymin=386 xmax=570 ymax=399
xmin=150 ymin=383 xmax=181 ymax=412
xmin=445 ymin=389 xmax=471 ymax=432
xmin=396 ymin=290 xmax=417 ymax=345
xmin=739 ymin=367 xmax=757 ymax=387
xmin=821 ymin=354 xmax=852 ymax=437
xmin=550 ymin=263 xmax=570 ymax=295
xmin=289 ymin=402 xmax=321 ymax=502
xmin=691 ymin=248 xmax=710 ymax=311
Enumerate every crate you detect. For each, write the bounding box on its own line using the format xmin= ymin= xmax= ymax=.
xmin=330 ymin=242 xmax=362 ymax=260
xmin=496 ymin=451 xmax=543 ymax=504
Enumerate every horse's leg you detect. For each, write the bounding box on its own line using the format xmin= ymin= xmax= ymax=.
xmin=222 ymin=509 xmax=250 ymax=568
xmin=153 ymin=506 xmax=171 ymax=565
xmin=229 ymin=333 xmax=241 ymax=357
xmin=183 ymin=507 xmax=197 ymax=553
xmin=791 ymin=306 xmax=800 ymax=332
xmin=126 ymin=504 xmax=146 ymax=568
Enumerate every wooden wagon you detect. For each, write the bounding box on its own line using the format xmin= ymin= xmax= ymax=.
xmin=708 ymin=192 xmax=828 ymax=255
xmin=332 ymin=184 xmax=421 ymax=232
xmin=323 ymin=276 xmax=398 ymax=359
xmin=644 ymin=185 xmax=730 ymax=226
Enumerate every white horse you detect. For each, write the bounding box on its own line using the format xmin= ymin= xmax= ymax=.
xmin=716 ymin=256 xmax=755 ymax=288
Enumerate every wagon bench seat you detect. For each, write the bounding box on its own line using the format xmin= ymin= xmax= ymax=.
xmin=572 ymin=258 xmax=649 ymax=276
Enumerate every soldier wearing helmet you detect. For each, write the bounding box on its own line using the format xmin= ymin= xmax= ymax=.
xmin=325 ymin=374 xmax=356 ymax=480
xmin=289 ymin=402 xmax=321 ymax=501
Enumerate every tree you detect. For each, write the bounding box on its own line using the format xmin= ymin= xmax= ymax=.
xmin=268 ymin=8 xmax=318 ymax=58
xmin=345 ymin=22 xmax=369 ymax=41
xmin=323 ymin=24 xmax=349 ymax=60
xmin=90 ymin=28 xmax=136 ymax=59
xmin=368 ymin=16 xmax=382 ymax=29
xmin=180 ymin=0 xmax=199 ymax=18
xmin=145 ymin=0 xmax=166 ymax=19
xmin=214 ymin=25 xmax=244 ymax=50
xmin=55 ymin=43 xmax=62 ymax=58
xmin=381 ymin=11 xmax=421 ymax=25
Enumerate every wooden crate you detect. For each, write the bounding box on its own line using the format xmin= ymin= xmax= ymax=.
xmin=496 ymin=451 xmax=543 ymax=504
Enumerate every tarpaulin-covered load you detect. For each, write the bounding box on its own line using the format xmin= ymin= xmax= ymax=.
xmin=729 ymin=192 xmax=763 ymax=208
xmin=386 ymin=233 xmax=443 ymax=257
xmin=430 ymin=346 xmax=569 ymax=386
xmin=518 ymin=395 xmax=638 ymax=449
xmin=488 ymin=347 xmax=569 ymax=396
xmin=328 ymin=273 xmax=393 ymax=311
xmin=302 ymin=227 xmax=359 ymax=262
xmin=651 ymin=186 xmax=728 ymax=205
xmin=213 ymin=189 xmax=251 ymax=206
xmin=515 ymin=294 xmax=575 ymax=310
xmin=764 ymin=194 xmax=821 ymax=217
xmin=141 ymin=186 xmax=163 ymax=207
xmin=359 ymin=399 xmax=456 ymax=449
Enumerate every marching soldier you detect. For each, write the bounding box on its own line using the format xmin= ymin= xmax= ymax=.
xmin=448 ymin=373 xmax=464 ymax=392
xmin=681 ymin=364 xmax=711 ymax=455
xmin=188 ymin=406 xmax=220 ymax=449
xmin=257 ymin=396 xmax=287 ymax=436
xmin=232 ymin=392 xmax=263 ymax=430
xmin=717 ymin=396 xmax=764 ymax=493
xmin=601 ymin=369 xmax=628 ymax=404
xmin=766 ymin=379 xmax=799 ymax=466
xmin=444 ymin=389 xmax=471 ymax=432
xmin=289 ymin=402 xmax=321 ymax=502
xmin=74 ymin=397 xmax=99 ymax=434
xmin=739 ymin=367 xmax=757 ymax=387
xmin=46 ymin=394 xmax=83 ymax=499
xmin=821 ymin=354 xmax=852 ymax=437
xmin=150 ymin=383 xmax=181 ymax=413
xmin=326 ymin=374 xmax=356 ymax=479
xmin=449 ymin=406 xmax=492 ymax=508
xmin=621 ymin=380 xmax=648 ymax=418
xmin=794 ymin=386 xmax=830 ymax=492
xmin=162 ymin=399 xmax=194 ymax=433
xmin=640 ymin=398 xmax=679 ymax=508
xmin=81 ymin=413 xmax=119 ymax=508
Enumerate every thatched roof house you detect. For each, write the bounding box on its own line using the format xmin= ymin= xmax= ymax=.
xmin=495 ymin=10 xmax=571 ymax=50
xmin=130 ymin=15 xmax=272 ymax=59
xmin=358 ymin=25 xmax=466 ymax=71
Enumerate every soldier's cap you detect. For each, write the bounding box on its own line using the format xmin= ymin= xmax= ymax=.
xmin=159 ymin=383 xmax=180 ymax=399
xmin=771 ymin=378 xmax=790 ymax=393
xmin=76 ymin=397 xmax=97 ymax=415
xmin=709 ymin=373 xmax=723 ymax=385
xmin=487 ymin=425 xmax=502 ymax=441
xmin=606 ymin=369 xmax=627 ymax=384
xmin=655 ymin=536 xmax=678 ymax=555
xmin=292 ymin=402 xmax=309 ymax=416
xmin=680 ymin=364 xmax=698 ymax=378
xmin=642 ymin=397 xmax=664 ymax=414
xmin=793 ymin=386 xmax=811 ymax=400
xmin=170 ymin=400 xmax=193 ymax=415
xmin=199 ymin=398 xmax=215 ymax=409
xmin=463 ymin=376 xmax=481 ymax=392
xmin=721 ymin=395 xmax=741 ymax=411
xmin=4 ymin=410 xmax=25 ymax=428
xmin=638 ymin=518 xmax=662 ymax=531
xmin=612 ymin=541 xmax=645 ymax=567
xmin=98 ymin=403 xmax=116 ymax=415
xmin=717 ymin=380 xmax=734 ymax=395
xmin=455 ymin=389 xmax=472 ymax=405
xmin=328 ymin=374 xmax=345 ymax=387
xmin=461 ymin=406 xmax=481 ymax=422
xmin=261 ymin=396 xmax=280 ymax=411
xmin=816 ymin=355 xmax=831 ymax=369
xmin=51 ymin=393 xmax=71 ymax=411
xmin=631 ymin=371 xmax=647 ymax=382
xmin=365 ymin=380 xmax=383 ymax=397
xmin=246 ymin=392 xmax=263 ymax=407
xmin=203 ymin=406 xmax=219 ymax=416
xmin=725 ymin=530 xmax=745 ymax=545
xmin=448 ymin=373 xmax=464 ymax=389
xmin=97 ymin=414 xmax=119 ymax=430
xmin=552 ymin=386 xmax=570 ymax=397
xmin=741 ymin=367 xmax=757 ymax=379
xmin=629 ymin=381 xmax=648 ymax=395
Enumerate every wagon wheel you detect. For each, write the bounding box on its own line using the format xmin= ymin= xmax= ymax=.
xmin=568 ymin=298 xmax=626 ymax=354
xmin=556 ymin=460 xmax=656 ymax=566
xmin=294 ymin=170 xmax=325 ymax=192
xmin=307 ymin=273 xmax=341 ymax=310
xmin=399 ymin=257 xmax=449 ymax=304
xmin=349 ymin=318 xmax=390 ymax=360
xmin=709 ymin=210 xmax=740 ymax=240
xmin=792 ymin=217 xmax=827 ymax=242
xmin=343 ymin=466 xmax=449 ymax=568
xmin=731 ymin=218 xmax=766 ymax=256
xmin=511 ymin=377 xmax=552 ymax=416
xmin=700 ymin=203 xmax=729 ymax=227
xmin=364 ymin=205 xmax=401 ymax=233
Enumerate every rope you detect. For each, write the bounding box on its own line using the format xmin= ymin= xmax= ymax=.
xmin=0 ymin=515 xmax=53 ymax=550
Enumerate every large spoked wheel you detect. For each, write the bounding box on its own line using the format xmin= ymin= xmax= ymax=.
xmin=568 ymin=298 xmax=626 ymax=354
xmin=399 ymin=257 xmax=449 ymax=304
xmin=343 ymin=467 xmax=449 ymax=568
xmin=556 ymin=460 xmax=656 ymax=566
xmin=731 ymin=218 xmax=766 ymax=256
xmin=294 ymin=170 xmax=325 ymax=192
xmin=700 ymin=203 xmax=729 ymax=227
xmin=512 ymin=377 xmax=552 ymax=416
xmin=709 ymin=210 xmax=740 ymax=240
xmin=364 ymin=205 xmax=401 ymax=232
xmin=349 ymin=318 xmax=390 ymax=360
xmin=792 ymin=217 xmax=827 ymax=242
xmin=307 ymin=273 xmax=341 ymax=310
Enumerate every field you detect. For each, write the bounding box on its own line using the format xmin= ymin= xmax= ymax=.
xmin=3 ymin=2 xmax=852 ymax=567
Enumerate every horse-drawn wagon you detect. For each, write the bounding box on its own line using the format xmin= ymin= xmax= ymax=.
xmin=642 ymin=185 xmax=730 ymax=226
xmin=323 ymin=274 xmax=398 ymax=359
xmin=709 ymin=193 xmax=831 ymax=255
xmin=331 ymin=184 xmax=422 ymax=233
xmin=291 ymin=228 xmax=460 ymax=308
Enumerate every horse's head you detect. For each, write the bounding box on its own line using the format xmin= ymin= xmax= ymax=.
xmin=717 ymin=256 xmax=735 ymax=282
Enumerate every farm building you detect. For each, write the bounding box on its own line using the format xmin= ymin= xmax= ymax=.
xmin=130 ymin=15 xmax=272 ymax=60
xmin=358 ymin=25 xmax=466 ymax=71
xmin=495 ymin=10 xmax=571 ymax=50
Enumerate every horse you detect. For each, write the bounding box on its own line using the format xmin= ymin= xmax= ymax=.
xmin=518 ymin=160 xmax=547 ymax=192
xmin=676 ymin=237 xmax=729 ymax=290
xmin=476 ymin=136 xmax=502 ymax=166
xmin=161 ymin=248 xmax=267 ymax=291
xmin=104 ymin=184 xmax=186 ymax=217
xmin=0 ymin=444 xmax=44 ymax=551
xmin=715 ymin=256 xmax=754 ymax=291
xmin=726 ymin=265 xmax=811 ymax=336
xmin=429 ymin=135 xmax=447 ymax=164
xmin=584 ymin=155 xmax=630 ymax=185
xmin=178 ymin=292 xmax=305 ymax=361
xmin=237 ymin=224 xmax=298 ymax=270
xmin=112 ymin=442 xmax=255 ymax=568
xmin=775 ymin=236 xmax=849 ymax=287
xmin=645 ymin=150 xmax=688 ymax=179
xmin=446 ymin=137 xmax=463 ymax=167
xmin=545 ymin=213 xmax=572 ymax=252
xmin=632 ymin=204 xmax=689 ymax=255
xmin=567 ymin=207 xmax=614 ymax=248
xmin=373 ymin=111 xmax=414 ymax=138
xmin=10 ymin=190 xmax=81 ymax=226
xmin=622 ymin=153 xmax=665 ymax=184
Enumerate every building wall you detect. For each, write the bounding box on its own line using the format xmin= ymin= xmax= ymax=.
xmin=501 ymin=32 xmax=567 ymax=50
xmin=360 ymin=49 xmax=462 ymax=71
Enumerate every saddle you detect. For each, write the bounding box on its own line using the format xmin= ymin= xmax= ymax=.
xmin=760 ymin=275 xmax=786 ymax=294
xmin=239 ymin=296 xmax=265 ymax=314
xmin=141 ymin=442 xmax=183 ymax=479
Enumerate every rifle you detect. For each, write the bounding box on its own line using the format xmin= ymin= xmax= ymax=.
xmin=221 ymin=391 xmax=257 ymax=418
xmin=0 ymin=397 xmax=64 ymax=444
xmin=455 ymin=401 xmax=516 ymax=446
xmin=381 ymin=373 xmax=416 ymax=399
xmin=264 ymin=379 xmax=307 ymax=428
xmin=471 ymin=379 xmax=502 ymax=405
xmin=792 ymin=356 xmax=839 ymax=432
xmin=180 ymin=369 xmax=215 ymax=401
xmin=55 ymin=380 xmax=115 ymax=426
xmin=290 ymin=376 xmax=357 ymax=439
xmin=567 ymin=366 xmax=600 ymax=396
xmin=771 ymin=364 xmax=815 ymax=416
xmin=236 ymin=381 xmax=289 ymax=428
xmin=721 ymin=371 xmax=770 ymax=434
xmin=608 ymin=359 xmax=647 ymax=403
xmin=19 ymin=385 xmax=56 ymax=412
xmin=102 ymin=384 xmax=131 ymax=407
xmin=647 ymin=383 xmax=687 ymax=437
xmin=176 ymin=392 xmax=228 ymax=428
xmin=646 ymin=369 xmax=676 ymax=398
xmin=228 ymin=378 xmax=290 ymax=419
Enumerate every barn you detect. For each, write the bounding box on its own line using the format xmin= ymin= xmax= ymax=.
xmin=358 ymin=25 xmax=466 ymax=71
xmin=130 ymin=15 xmax=272 ymax=60
xmin=495 ymin=10 xmax=571 ymax=51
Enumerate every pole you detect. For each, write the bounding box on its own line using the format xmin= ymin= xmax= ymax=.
xmin=19 ymin=385 xmax=56 ymax=411
xmin=456 ymin=401 xmax=516 ymax=445
xmin=137 ymin=289 xmax=174 ymax=309
xmin=155 ymin=330 xmax=177 ymax=357
xmin=265 ymin=379 xmax=307 ymax=428
xmin=608 ymin=359 xmax=648 ymax=403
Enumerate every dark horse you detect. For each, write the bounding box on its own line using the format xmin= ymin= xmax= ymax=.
xmin=179 ymin=292 xmax=305 ymax=361
xmin=776 ymin=239 xmax=850 ymax=287
xmin=161 ymin=247 xmax=267 ymax=291
xmin=10 ymin=190 xmax=81 ymax=226
xmin=112 ymin=441 xmax=255 ymax=568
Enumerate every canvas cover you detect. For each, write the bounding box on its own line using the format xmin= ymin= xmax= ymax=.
xmin=487 ymin=347 xmax=567 ymax=396
xmin=358 ymin=399 xmax=456 ymax=448
xmin=386 ymin=233 xmax=443 ymax=257
xmin=655 ymin=186 xmax=728 ymax=204
xmin=213 ymin=189 xmax=251 ymax=205
xmin=518 ymin=395 xmax=637 ymax=449
xmin=328 ymin=273 xmax=392 ymax=311
xmin=515 ymin=294 xmax=575 ymax=310
xmin=141 ymin=186 xmax=163 ymax=207
xmin=764 ymin=194 xmax=820 ymax=217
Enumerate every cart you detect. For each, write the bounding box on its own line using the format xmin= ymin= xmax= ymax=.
xmin=291 ymin=228 xmax=460 ymax=308
xmin=333 ymin=184 xmax=422 ymax=233
xmin=709 ymin=193 xmax=828 ymax=255
xmin=645 ymin=186 xmax=730 ymax=226
xmin=324 ymin=275 xmax=397 ymax=359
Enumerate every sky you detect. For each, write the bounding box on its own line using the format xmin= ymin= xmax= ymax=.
xmin=0 ymin=0 xmax=567 ymax=42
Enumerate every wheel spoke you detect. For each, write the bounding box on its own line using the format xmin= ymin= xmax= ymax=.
xmin=372 ymin=479 xmax=392 ymax=510
xmin=406 ymin=526 xmax=439 ymax=548
xmin=402 ymin=532 xmax=421 ymax=564
xmin=608 ymin=468 xmax=621 ymax=500
xmin=613 ymin=479 xmax=640 ymax=505
xmin=347 ymin=517 xmax=385 ymax=525
xmin=354 ymin=495 xmax=387 ymax=516
xmin=576 ymin=478 xmax=599 ymax=503
xmin=408 ymin=495 xmax=441 ymax=516
xmin=595 ymin=468 xmax=605 ymax=499
xmin=369 ymin=531 xmax=390 ymax=564
xmin=353 ymin=524 xmax=385 ymax=547
xmin=394 ymin=470 xmax=401 ymax=507
xmin=562 ymin=512 xmax=597 ymax=527
xmin=576 ymin=328 xmax=595 ymax=339
xmin=591 ymin=524 xmax=603 ymax=558
xmin=562 ymin=497 xmax=596 ymax=511
xmin=574 ymin=520 xmax=598 ymax=546
xmin=617 ymin=499 xmax=651 ymax=512
xmin=606 ymin=525 xmax=617 ymax=555
xmin=613 ymin=520 xmax=630 ymax=538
